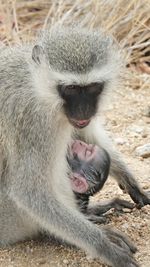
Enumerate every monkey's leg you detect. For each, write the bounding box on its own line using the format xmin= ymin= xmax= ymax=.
xmin=79 ymin=119 xmax=150 ymax=207
xmin=0 ymin=196 xmax=39 ymax=246
xmin=8 ymin=161 xmax=138 ymax=267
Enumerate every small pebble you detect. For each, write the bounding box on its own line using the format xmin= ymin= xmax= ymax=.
xmin=38 ymin=259 xmax=46 ymax=265
xmin=63 ymin=259 xmax=69 ymax=264
xmin=142 ymin=132 xmax=148 ymax=138
xmin=135 ymin=143 xmax=150 ymax=158
xmin=24 ymin=246 xmax=33 ymax=254
xmin=111 ymin=120 xmax=117 ymax=126
xmin=127 ymin=125 xmax=144 ymax=134
xmin=122 ymin=222 xmax=129 ymax=229
xmin=144 ymin=106 xmax=150 ymax=118
xmin=115 ymin=137 xmax=126 ymax=145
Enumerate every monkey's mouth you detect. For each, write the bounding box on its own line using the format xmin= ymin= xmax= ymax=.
xmin=69 ymin=119 xmax=91 ymax=129
xmin=70 ymin=173 xmax=89 ymax=193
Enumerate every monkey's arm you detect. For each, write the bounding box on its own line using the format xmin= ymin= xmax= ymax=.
xmin=8 ymin=154 xmax=138 ymax=267
xmin=78 ymin=118 xmax=150 ymax=207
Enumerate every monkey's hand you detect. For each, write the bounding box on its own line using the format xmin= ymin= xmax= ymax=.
xmin=119 ymin=183 xmax=150 ymax=208
xmin=103 ymin=226 xmax=137 ymax=253
xmin=103 ymin=226 xmax=137 ymax=254
xmin=133 ymin=190 xmax=150 ymax=208
xmin=134 ymin=190 xmax=150 ymax=208
xmin=99 ymin=226 xmax=139 ymax=267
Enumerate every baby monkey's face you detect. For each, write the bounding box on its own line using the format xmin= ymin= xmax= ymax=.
xmin=67 ymin=140 xmax=110 ymax=195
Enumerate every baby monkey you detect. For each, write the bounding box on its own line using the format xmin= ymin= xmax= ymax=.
xmin=67 ymin=140 xmax=134 ymax=223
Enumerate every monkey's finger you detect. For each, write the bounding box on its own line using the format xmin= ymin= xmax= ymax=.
xmin=105 ymin=242 xmax=140 ymax=267
xmin=118 ymin=183 xmax=146 ymax=207
xmin=108 ymin=234 xmax=132 ymax=254
xmin=141 ymin=190 xmax=150 ymax=206
xmin=123 ymin=252 xmax=139 ymax=267
xmin=134 ymin=191 xmax=150 ymax=208
xmin=104 ymin=226 xmax=137 ymax=254
xmin=126 ymin=185 xmax=150 ymax=207
xmin=130 ymin=264 xmax=139 ymax=267
xmin=87 ymin=214 xmax=108 ymax=224
xmin=110 ymin=228 xmax=137 ymax=254
xmin=113 ymin=198 xmax=135 ymax=211
xmin=115 ymin=232 xmax=137 ymax=254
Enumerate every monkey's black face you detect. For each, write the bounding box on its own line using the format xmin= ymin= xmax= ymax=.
xmin=57 ymin=83 xmax=104 ymax=128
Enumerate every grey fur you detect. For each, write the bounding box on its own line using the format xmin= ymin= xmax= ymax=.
xmin=0 ymin=25 xmax=142 ymax=267
xmin=36 ymin=26 xmax=117 ymax=73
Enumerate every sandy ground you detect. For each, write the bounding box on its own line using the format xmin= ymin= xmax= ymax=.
xmin=0 ymin=79 xmax=149 ymax=267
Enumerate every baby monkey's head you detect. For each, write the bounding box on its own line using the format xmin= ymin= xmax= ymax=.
xmin=67 ymin=140 xmax=110 ymax=195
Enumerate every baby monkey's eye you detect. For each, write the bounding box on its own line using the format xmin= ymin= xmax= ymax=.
xmin=85 ymin=149 xmax=92 ymax=158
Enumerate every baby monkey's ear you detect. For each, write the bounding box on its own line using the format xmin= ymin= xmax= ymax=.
xmin=32 ymin=45 xmax=45 ymax=65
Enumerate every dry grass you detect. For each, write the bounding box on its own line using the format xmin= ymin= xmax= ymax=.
xmin=0 ymin=0 xmax=150 ymax=88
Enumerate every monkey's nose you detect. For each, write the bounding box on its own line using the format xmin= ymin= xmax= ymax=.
xmin=70 ymin=118 xmax=91 ymax=128
xmin=76 ymin=120 xmax=90 ymax=127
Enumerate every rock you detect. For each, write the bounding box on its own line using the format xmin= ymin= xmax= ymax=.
xmin=142 ymin=132 xmax=148 ymax=138
xmin=111 ymin=120 xmax=117 ymax=126
xmin=38 ymin=259 xmax=47 ymax=265
xmin=24 ymin=246 xmax=33 ymax=254
xmin=127 ymin=125 xmax=144 ymax=134
xmin=135 ymin=143 xmax=150 ymax=158
xmin=63 ymin=259 xmax=69 ymax=264
xmin=115 ymin=137 xmax=126 ymax=145
xmin=122 ymin=222 xmax=129 ymax=229
xmin=144 ymin=106 xmax=150 ymax=118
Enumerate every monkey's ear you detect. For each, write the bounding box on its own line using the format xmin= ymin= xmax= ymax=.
xmin=32 ymin=45 xmax=45 ymax=65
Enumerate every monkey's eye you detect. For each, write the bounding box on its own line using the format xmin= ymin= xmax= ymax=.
xmin=88 ymin=82 xmax=104 ymax=94
xmin=65 ymin=85 xmax=78 ymax=95
xmin=58 ymin=84 xmax=77 ymax=97
xmin=66 ymin=85 xmax=76 ymax=90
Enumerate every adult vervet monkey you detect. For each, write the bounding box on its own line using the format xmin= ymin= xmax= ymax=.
xmin=0 ymin=25 xmax=149 ymax=267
